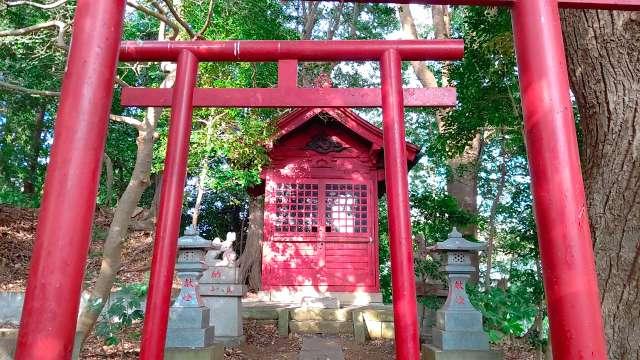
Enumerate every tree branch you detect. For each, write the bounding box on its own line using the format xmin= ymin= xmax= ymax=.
xmin=0 ymin=80 xmax=60 ymax=97
xmin=126 ymin=0 xmax=180 ymax=40
xmin=0 ymin=20 xmax=67 ymax=49
xmin=193 ymin=0 xmax=214 ymax=40
xmin=5 ymin=0 xmax=66 ymax=9
xmin=162 ymin=0 xmax=196 ymax=39
xmin=109 ymin=114 xmax=143 ymax=129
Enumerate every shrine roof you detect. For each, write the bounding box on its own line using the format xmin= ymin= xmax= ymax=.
xmin=271 ymin=107 xmax=420 ymax=164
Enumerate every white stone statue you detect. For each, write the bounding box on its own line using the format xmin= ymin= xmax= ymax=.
xmin=205 ymin=232 xmax=237 ymax=267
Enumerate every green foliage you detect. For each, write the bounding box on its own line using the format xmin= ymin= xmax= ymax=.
xmin=94 ymin=282 xmax=147 ymax=346
xmin=468 ymin=270 xmax=543 ymax=344
xmin=0 ymin=3 xmax=72 ymax=206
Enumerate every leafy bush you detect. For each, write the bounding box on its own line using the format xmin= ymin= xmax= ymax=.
xmin=468 ymin=279 xmax=540 ymax=344
xmin=93 ymin=282 xmax=147 ymax=346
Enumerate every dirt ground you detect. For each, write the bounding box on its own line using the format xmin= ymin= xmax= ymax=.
xmin=78 ymin=321 xmax=396 ymax=360
xmin=1 ymin=205 xmax=536 ymax=359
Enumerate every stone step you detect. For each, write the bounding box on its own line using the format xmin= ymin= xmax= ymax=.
xmin=289 ymin=320 xmax=354 ymax=335
xmin=290 ymin=308 xmax=354 ymax=322
xmin=298 ymin=336 xmax=344 ymax=360
xmin=242 ymin=307 xmax=280 ymax=320
xmin=359 ymin=307 xmax=394 ymax=322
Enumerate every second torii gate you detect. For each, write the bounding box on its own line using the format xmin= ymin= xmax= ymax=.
xmin=13 ymin=1 xmax=640 ymax=360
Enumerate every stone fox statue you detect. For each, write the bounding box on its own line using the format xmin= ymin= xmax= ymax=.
xmin=205 ymin=232 xmax=237 ymax=267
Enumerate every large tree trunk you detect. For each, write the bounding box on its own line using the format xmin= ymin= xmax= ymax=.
xmin=399 ymin=5 xmax=482 ymax=281
xmin=561 ymin=10 xmax=640 ymax=359
xmin=239 ymin=194 xmax=264 ymax=291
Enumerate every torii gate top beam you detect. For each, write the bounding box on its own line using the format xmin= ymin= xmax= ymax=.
xmin=350 ymin=0 xmax=640 ymax=10
xmin=119 ymin=39 xmax=463 ymax=62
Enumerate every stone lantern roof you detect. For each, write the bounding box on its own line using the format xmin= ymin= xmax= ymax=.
xmin=435 ymin=227 xmax=486 ymax=252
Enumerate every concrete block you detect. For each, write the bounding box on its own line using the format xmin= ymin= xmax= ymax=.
xmin=289 ymin=320 xmax=353 ymax=335
xmin=353 ymin=310 xmax=367 ymax=344
xmin=242 ymin=307 xmax=280 ymax=320
xmin=380 ymin=322 xmax=395 ymax=339
xmin=290 ymin=308 xmax=352 ymax=322
xmin=277 ymin=308 xmax=290 ymax=337
xmin=298 ymin=350 xmax=344 ymax=360
xmin=214 ymin=335 xmax=245 ymax=346
xmin=362 ymin=308 xmax=394 ymax=322
xmin=202 ymin=297 xmax=243 ymax=339
xmin=165 ymin=326 xmax=215 ymax=348
xmin=422 ymin=344 xmax=502 ymax=360
xmin=298 ymin=336 xmax=344 ymax=360
xmin=436 ymin=310 xmax=484 ymax=332
xmin=0 ymin=329 xmax=17 ymax=360
xmin=301 ymin=296 xmax=340 ymax=309
xmin=432 ymin=328 xmax=490 ymax=351
xmin=165 ymin=342 xmax=224 ymax=360
xmin=168 ymin=307 xmax=210 ymax=329
xmin=200 ymin=284 xmax=246 ymax=297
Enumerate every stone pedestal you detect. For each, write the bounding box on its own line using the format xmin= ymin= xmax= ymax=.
xmin=424 ymin=228 xmax=502 ymax=360
xmin=165 ymin=226 xmax=217 ymax=354
xmin=165 ymin=343 xmax=224 ymax=360
xmin=201 ymin=232 xmax=247 ymax=345
xmin=422 ymin=344 xmax=502 ymax=360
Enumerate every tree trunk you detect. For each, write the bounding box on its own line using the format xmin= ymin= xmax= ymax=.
xmin=23 ymin=107 xmax=44 ymax=195
xmin=103 ymin=153 xmax=114 ymax=207
xmin=561 ymin=10 xmax=640 ymax=359
xmin=399 ymin=5 xmax=482 ymax=281
xmin=239 ymin=194 xmax=264 ymax=291
xmin=484 ymin=152 xmax=507 ymax=289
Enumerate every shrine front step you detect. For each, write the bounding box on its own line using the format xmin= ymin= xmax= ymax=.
xmin=242 ymin=303 xmax=405 ymax=342
xmin=290 ymin=320 xmax=354 ymax=335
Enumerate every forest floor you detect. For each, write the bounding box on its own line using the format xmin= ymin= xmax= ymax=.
xmin=0 ymin=205 xmax=536 ymax=359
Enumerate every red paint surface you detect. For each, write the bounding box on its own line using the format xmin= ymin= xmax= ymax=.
xmin=139 ymin=50 xmax=199 ymax=359
xmin=260 ymin=108 xmax=420 ymax=293
xmin=119 ymin=39 xmax=463 ymax=62
xmin=15 ymin=1 xmax=126 ymax=359
xmin=381 ymin=50 xmax=420 ymax=360
xmin=511 ymin=1 xmax=607 ymax=359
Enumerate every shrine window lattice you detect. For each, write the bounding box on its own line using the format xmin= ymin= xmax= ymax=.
xmin=325 ymin=183 xmax=368 ymax=234
xmin=274 ymin=183 xmax=319 ymax=233
xmin=272 ymin=182 xmax=369 ymax=234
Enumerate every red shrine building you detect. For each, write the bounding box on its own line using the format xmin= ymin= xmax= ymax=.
xmin=258 ymin=107 xmax=418 ymax=304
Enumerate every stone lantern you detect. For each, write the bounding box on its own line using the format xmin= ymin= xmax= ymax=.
xmin=165 ymin=225 xmax=222 ymax=359
xmin=422 ymin=228 xmax=502 ymax=360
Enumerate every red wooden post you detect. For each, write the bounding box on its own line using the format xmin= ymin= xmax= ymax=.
xmin=511 ymin=1 xmax=607 ymax=358
xmin=140 ymin=50 xmax=199 ymax=359
xmin=380 ymin=49 xmax=420 ymax=360
xmin=15 ymin=1 xmax=126 ymax=359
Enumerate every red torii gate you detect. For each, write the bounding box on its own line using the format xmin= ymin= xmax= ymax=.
xmin=121 ymin=40 xmax=460 ymax=360
xmin=12 ymin=1 xmax=640 ymax=360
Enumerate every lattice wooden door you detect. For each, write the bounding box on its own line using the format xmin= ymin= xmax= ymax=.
xmin=263 ymin=178 xmax=377 ymax=291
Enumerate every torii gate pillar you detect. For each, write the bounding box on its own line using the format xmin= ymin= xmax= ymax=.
xmin=512 ymin=1 xmax=607 ymax=357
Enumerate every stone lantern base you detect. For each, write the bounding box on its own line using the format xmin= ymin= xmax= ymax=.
xmin=422 ymin=344 xmax=502 ymax=360
xmin=166 ymin=306 xmax=216 ymax=348
xmin=165 ymin=343 xmax=224 ymax=360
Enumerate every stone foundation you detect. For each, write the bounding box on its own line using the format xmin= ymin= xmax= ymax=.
xmin=422 ymin=344 xmax=502 ymax=360
xmin=165 ymin=343 xmax=224 ymax=360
